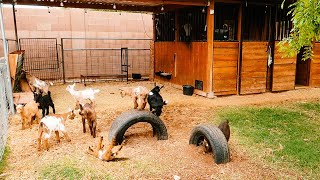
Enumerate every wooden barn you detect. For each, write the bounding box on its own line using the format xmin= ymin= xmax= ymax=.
xmin=3 ymin=0 xmax=320 ymax=97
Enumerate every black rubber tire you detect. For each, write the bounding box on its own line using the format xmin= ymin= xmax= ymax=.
xmin=108 ymin=110 xmax=168 ymax=145
xmin=189 ymin=124 xmax=230 ymax=164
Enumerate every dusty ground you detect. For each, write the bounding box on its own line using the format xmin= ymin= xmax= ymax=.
xmin=4 ymin=81 xmax=320 ymax=179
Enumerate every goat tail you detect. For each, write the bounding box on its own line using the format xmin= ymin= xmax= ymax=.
xmin=163 ymin=100 xmax=168 ymax=105
xmin=47 ymin=91 xmax=51 ymax=96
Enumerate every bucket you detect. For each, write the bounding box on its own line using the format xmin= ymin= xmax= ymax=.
xmin=183 ymin=85 xmax=194 ymax=96
xmin=132 ymin=73 xmax=142 ymax=79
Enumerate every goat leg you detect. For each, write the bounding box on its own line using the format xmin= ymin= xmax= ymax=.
xmin=42 ymin=107 xmax=46 ymax=118
xmin=55 ymin=131 xmax=60 ymax=143
xmin=51 ymin=103 xmax=55 ymax=114
xmin=92 ymin=121 xmax=97 ymax=138
xmin=61 ymin=130 xmax=71 ymax=142
xmin=46 ymin=107 xmax=50 ymax=116
xmin=82 ymin=118 xmax=86 ymax=133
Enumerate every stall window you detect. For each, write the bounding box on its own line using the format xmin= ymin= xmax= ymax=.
xmin=214 ymin=3 xmax=239 ymax=41
xmin=243 ymin=5 xmax=273 ymax=41
xmin=275 ymin=4 xmax=293 ymax=40
xmin=179 ymin=7 xmax=207 ymax=42
xmin=155 ymin=12 xmax=175 ymax=41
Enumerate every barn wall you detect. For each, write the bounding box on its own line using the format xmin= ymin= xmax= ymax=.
xmin=154 ymin=42 xmax=209 ymax=92
xmin=213 ymin=42 xmax=239 ymax=96
xmin=240 ymin=42 xmax=268 ymax=94
xmin=309 ymin=42 xmax=320 ymax=87
xmin=272 ymin=41 xmax=296 ymax=91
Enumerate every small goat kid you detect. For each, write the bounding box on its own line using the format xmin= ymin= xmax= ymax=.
xmin=79 ymin=101 xmax=97 ymax=138
xmin=119 ymin=86 xmax=149 ymax=110
xmin=16 ymin=101 xmax=41 ymax=130
xmin=34 ymin=91 xmax=55 ymax=117
xmin=87 ymin=136 xmax=124 ymax=161
xmin=147 ymin=85 xmax=168 ymax=116
xmin=24 ymin=70 xmax=53 ymax=95
xmin=66 ymin=83 xmax=100 ymax=105
xmin=37 ymin=109 xmax=75 ymax=151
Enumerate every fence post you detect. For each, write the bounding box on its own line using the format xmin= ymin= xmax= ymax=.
xmin=0 ymin=3 xmax=14 ymax=114
xmin=61 ymin=38 xmax=66 ymax=83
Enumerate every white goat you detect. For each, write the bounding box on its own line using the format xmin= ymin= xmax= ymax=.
xmin=66 ymin=83 xmax=100 ymax=104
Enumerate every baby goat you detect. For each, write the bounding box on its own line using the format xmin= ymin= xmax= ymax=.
xmin=119 ymin=86 xmax=149 ymax=110
xmin=24 ymin=70 xmax=53 ymax=95
xmin=87 ymin=136 xmax=124 ymax=161
xmin=16 ymin=101 xmax=41 ymax=130
xmin=34 ymin=91 xmax=55 ymax=118
xmin=37 ymin=108 xmax=76 ymax=151
xmin=218 ymin=120 xmax=230 ymax=142
xmin=147 ymin=85 xmax=168 ymax=116
xmin=66 ymin=83 xmax=100 ymax=105
xmin=79 ymin=101 xmax=97 ymax=138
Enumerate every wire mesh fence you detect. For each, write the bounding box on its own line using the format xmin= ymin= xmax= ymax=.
xmin=61 ymin=38 xmax=151 ymax=81
xmin=0 ymin=59 xmax=10 ymax=161
xmin=19 ymin=38 xmax=62 ymax=81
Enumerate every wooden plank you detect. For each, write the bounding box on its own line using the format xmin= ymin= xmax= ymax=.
xmin=272 ymin=43 xmax=296 ymax=91
xmin=213 ymin=41 xmax=238 ymax=95
xmin=240 ymin=42 xmax=268 ymax=94
xmin=214 ymin=90 xmax=238 ymax=96
xmin=310 ymin=43 xmax=320 ymax=87
xmin=13 ymin=92 xmax=34 ymax=105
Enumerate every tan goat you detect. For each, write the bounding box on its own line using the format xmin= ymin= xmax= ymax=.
xmin=15 ymin=101 xmax=41 ymax=130
xmin=119 ymin=86 xmax=149 ymax=110
xmin=87 ymin=136 xmax=124 ymax=161
xmin=37 ymin=109 xmax=76 ymax=151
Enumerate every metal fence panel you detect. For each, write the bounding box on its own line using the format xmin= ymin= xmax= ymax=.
xmin=19 ymin=38 xmax=62 ymax=81
xmin=62 ymin=38 xmax=151 ymax=81
xmin=0 ymin=61 xmax=9 ymax=161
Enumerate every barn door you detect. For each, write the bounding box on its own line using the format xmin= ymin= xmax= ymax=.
xmin=19 ymin=38 xmax=61 ymax=81
xmin=240 ymin=42 xmax=268 ymax=94
xmin=272 ymin=42 xmax=297 ymax=91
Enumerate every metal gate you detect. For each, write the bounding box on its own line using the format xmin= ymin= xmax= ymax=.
xmin=121 ymin=47 xmax=129 ymax=81
xmin=19 ymin=38 xmax=62 ymax=81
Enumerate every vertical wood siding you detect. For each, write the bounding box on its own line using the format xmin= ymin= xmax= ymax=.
xmin=213 ymin=42 xmax=239 ymax=95
xmin=272 ymin=41 xmax=296 ymax=91
xmin=240 ymin=42 xmax=268 ymax=94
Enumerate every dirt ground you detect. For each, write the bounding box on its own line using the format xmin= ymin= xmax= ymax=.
xmin=4 ymin=81 xmax=320 ymax=179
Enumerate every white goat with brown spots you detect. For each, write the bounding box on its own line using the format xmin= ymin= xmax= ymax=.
xmin=37 ymin=108 xmax=75 ymax=151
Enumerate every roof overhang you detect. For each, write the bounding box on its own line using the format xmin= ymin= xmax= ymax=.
xmin=3 ymin=0 xmax=209 ymax=13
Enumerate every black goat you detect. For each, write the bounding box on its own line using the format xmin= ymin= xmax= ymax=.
xmin=34 ymin=91 xmax=55 ymax=117
xmin=147 ymin=85 xmax=167 ymax=116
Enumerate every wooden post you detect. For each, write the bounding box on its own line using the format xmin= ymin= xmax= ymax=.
xmin=207 ymin=0 xmax=215 ymax=98
xmin=149 ymin=14 xmax=156 ymax=81
xmin=237 ymin=3 xmax=243 ymax=94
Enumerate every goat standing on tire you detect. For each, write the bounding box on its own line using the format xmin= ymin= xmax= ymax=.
xmin=79 ymin=101 xmax=97 ymax=138
xmin=147 ymin=85 xmax=168 ymax=116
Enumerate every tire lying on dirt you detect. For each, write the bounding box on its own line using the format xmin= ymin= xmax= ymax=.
xmin=108 ymin=110 xmax=168 ymax=145
xmin=189 ymin=124 xmax=230 ymax=164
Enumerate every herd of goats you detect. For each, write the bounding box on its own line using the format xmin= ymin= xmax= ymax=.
xmin=14 ymin=71 xmax=168 ymax=161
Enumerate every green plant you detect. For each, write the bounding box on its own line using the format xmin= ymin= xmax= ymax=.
xmin=278 ymin=0 xmax=320 ymax=60
xmin=0 ymin=146 xmax=10 ymax=175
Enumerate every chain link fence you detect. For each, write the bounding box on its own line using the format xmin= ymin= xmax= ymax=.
xmin=0 ymin=58 xmax=10 ymax=161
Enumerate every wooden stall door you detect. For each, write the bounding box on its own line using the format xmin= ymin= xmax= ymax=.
xmin=272 ymin=42 xmax=296 ymax=91
xmin=213 ymin=42 xmax=239 ymax=96
xmin=240 ymin=42 xmax=268 ymax=94
xmin=309 ymin=43 xmax=320 ymax=87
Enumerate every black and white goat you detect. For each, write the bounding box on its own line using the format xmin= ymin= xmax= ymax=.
xmin=34 ymin=91 xmax=55 ymax=118
xmin=147 ymin=85 xmax=167 ymax=116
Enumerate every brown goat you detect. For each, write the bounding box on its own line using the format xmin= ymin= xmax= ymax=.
xmin=87 ymin=136 xmax=124 ymax=161
xmin=218 ymin=120 xmax=230 ymax=142
xmin=119 ymin=86 xmax=149 ymax=110
xmin=37 ymin=109 xmax=76 ymax=151
xmin=15 ymin=101 xmax=41 ymax=130
xmin=79 ymin=101 xmax=97 ymax=138
xmin=24 ymin=70 xmax=52 ymax=94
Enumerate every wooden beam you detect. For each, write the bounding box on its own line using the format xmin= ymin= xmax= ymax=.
xmin=207 ymin=0 xmax=215 ymax=98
